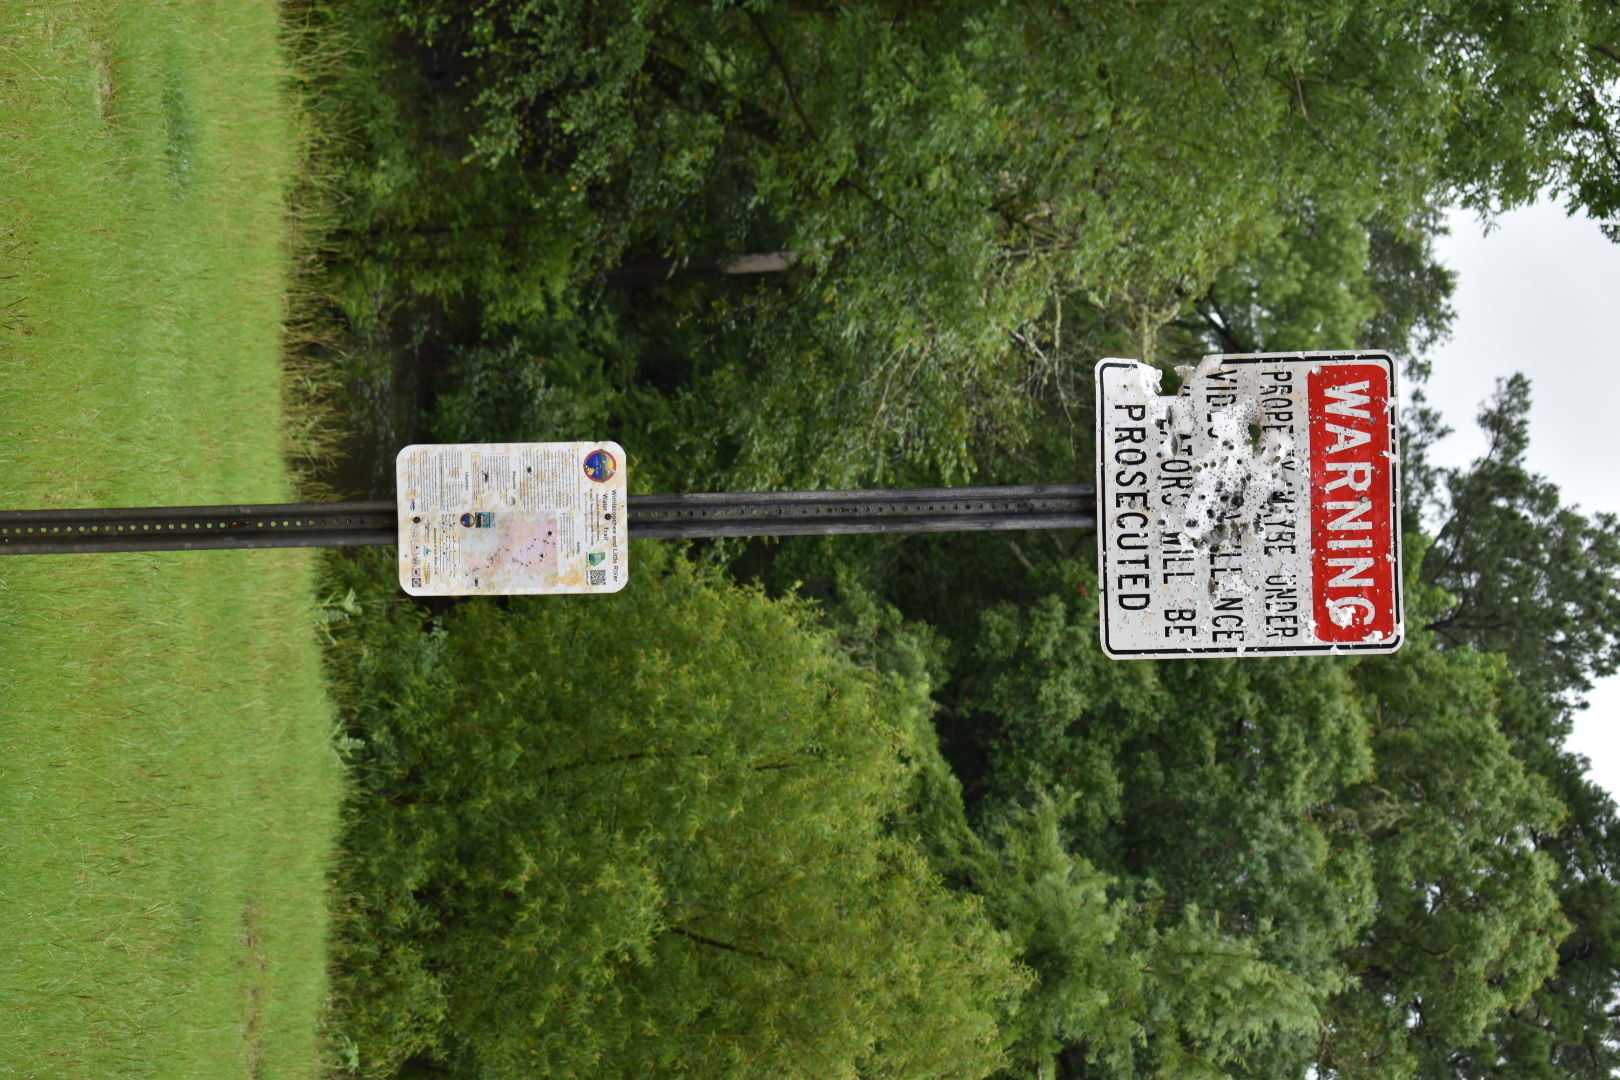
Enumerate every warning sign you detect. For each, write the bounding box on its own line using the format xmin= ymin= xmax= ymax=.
xmin=1095 ymin=353 xmax=1402 ymax=658
xmin=396 ymin=442 xmax=629 ymax=597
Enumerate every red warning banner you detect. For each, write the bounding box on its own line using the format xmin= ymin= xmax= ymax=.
xmin=1307 ymin=364 xmax=1397 ymax=643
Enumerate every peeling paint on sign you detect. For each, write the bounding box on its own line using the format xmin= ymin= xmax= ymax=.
xmin=1096 ymin=353 xmax=1402 ymax=659
xmin=396 ymin=442 xmax=629 ymax=596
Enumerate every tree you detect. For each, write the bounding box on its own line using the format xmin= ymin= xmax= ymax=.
xmin=900 ymin=556 xmax=1367 ymax=1078
xmin=1534 ymin=5 xmax=1620 ymax=239
xmin=1423 ymin=374 xmax=1620 ymax=720
xmin=889 ymin=544 xmax=1574 ymax=1079
xmin=324 ymin=547 xmax=1025 ymax=1079
xmin=1398 ymin=376 xmax=1620 ymax=1080
xmin=344 ymin=0 xmax=1601 ymax=494
xmin=1184 ymin=206 xmax=1456 ymax=361
xmin=908 ymin=742 xmax=1326 ymax=1080
xmin=1453 ymin=761 xmax=1620 ymax=1080
xmin=1331 ymin=626 xmax=1570 ymax=1079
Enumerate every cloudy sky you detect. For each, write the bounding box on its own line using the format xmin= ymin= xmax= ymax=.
xmin=1423 ymin=200 xmax=1620 ymax=797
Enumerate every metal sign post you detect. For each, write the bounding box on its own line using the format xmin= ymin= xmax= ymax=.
xmin=0 ymin=486 xmax=1095 ymax=553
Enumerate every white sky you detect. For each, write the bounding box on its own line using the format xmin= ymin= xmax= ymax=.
xmin=1423 ymin=200 xmax=1620 ymax=798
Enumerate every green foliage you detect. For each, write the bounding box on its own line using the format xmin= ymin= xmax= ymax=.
xmin=1466 ymin=763 xmax=1620 ymax=1080
xmin=958 ymin=565 xmax=1373 ymax=930
xmin=428 ymin=309 xmax=618 ymax=446
xmin=1195 ymin=206 xmax=1379 ymax=354
xmin=919 ymin=789 xmax=1324 ymax=1080
xmin=324 ymin=0 xmax=1604 ymax=490
xmin=300 ymin=3 xmax=1620 ymax=1078
xmin=884 ymin=543 xmax=1581 ymax=1079
xmin=878 ymin=554 xmax=1363 ymax=1077
xmin=1424 ymin=374 xmax=1620 ymax=714
xmin=1395 ymin=376 xmax=1620 ymax=1079
xmin=303 ymin=0 xmax=587 ymax=326
xmin=1518 ymin=4 xmax=1620 ymax=238
xmin=324 ymin=546 xmax=1024 ymax=1079
xmin=900 ymin=718 xmax=1328 ymax=1080
xmin=1337 ymin=635 xmax=1569 ymax=1070
xmin=1188 ymin=206 xmax=1456 ymax=360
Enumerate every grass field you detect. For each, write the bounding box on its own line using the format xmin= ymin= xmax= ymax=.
xmin=0 ymin=3 xmax=341 ymax=1076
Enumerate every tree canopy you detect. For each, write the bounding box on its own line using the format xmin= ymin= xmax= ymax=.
xmin=325 ymin=548 xmax=1025 ymax=1079
xmin=306 ymin=1 xmax=1620 ymax=1077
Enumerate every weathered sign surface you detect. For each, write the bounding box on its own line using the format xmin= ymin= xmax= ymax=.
xmin=396 ymin=441 xmax=628 ymax=596
xmin=1095 ymin=352 xmax=1402 ymax=659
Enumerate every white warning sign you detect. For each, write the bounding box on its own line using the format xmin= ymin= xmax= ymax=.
xmin=1096 ymin=353 xmax=1402 ymax=659
xmin=396 ymin=441 xmax=628 ymax=596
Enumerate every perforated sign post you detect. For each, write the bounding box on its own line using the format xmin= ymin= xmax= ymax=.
xmin=1095 ymin=352 xmax=1403 ymax=659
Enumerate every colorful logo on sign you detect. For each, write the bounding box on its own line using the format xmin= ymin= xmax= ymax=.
xmin=586 ymin=551 xmax=606 ymax=567
xmin=583 ymin=448 xmax=616 ymax=483
xmin=459 ymin=512 xmax=494 ymax=528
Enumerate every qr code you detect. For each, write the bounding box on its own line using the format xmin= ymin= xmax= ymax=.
xmin=588 ymin=568 xmax=607 ymax=587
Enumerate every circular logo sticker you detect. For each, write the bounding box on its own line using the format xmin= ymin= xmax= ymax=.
xmin=583 ymin=448 xmax=617 ymax=483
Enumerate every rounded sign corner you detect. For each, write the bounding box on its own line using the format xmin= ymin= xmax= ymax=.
xmin=1098 ymin=625 xmax=1121 ymax=660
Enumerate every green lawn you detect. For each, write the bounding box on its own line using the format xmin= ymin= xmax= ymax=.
xmin=0 ymin=3 xmax=341 ymax=1077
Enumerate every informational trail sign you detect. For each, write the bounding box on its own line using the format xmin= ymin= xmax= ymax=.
xmin=396 ymin=442 xmax=629 ymax=596
xmin=1095 ymin=352 xmax=1403 ymax=659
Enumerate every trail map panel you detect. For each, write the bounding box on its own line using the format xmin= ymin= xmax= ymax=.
xmin=1095 ymin=352 xmax=1402 ymax=659
xmin=397 ymin=441 xmax=628 ymax=597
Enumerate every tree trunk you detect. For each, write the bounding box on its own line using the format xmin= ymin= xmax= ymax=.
xmin=605 ymin=250 xmax=799 ymax=287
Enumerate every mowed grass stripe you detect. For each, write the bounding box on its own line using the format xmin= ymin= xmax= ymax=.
xmin=0 ymin=4 xmax=340 ymax=1078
